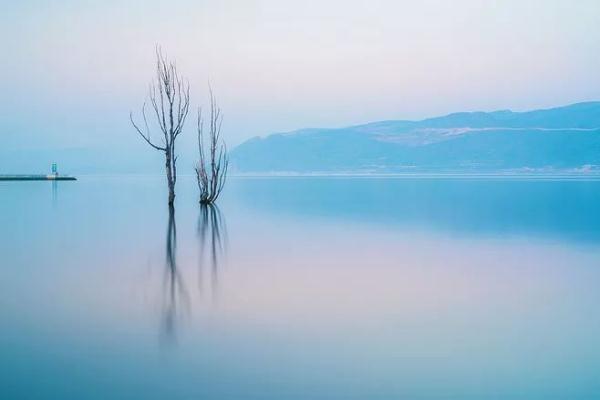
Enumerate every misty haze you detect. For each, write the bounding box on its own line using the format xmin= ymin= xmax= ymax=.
xmin=2 ymin=1 xmax=600 ymax=399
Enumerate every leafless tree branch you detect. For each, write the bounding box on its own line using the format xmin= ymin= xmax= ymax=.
xmin=195 ymin=88 xmax=228 ymax=204
xmin=130 ymin=45 xmax=190 ymax=205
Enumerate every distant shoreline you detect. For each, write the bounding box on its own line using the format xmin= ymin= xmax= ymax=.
xmin=33 ymin=172 xmax=600 ymax=181
xmin=227 ymin=172 xmax=600 ymax=180
xmin=5 ymin=171 xmax=598 ymax=181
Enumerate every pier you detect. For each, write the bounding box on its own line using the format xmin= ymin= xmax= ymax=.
xmin=0 ymin=163 xmax=76 ymax=181
xmin=0 ymin=175 xmax=76 ymax=181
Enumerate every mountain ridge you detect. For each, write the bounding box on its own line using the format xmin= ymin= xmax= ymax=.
xmin=231 ymin=101 xmax=600 ymax=173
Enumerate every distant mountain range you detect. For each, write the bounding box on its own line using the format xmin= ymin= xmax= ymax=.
xmin=231 ymin=102 xmax=600 ymax=174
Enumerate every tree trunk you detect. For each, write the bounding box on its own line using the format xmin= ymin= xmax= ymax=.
xmin=166 ymin=151 xmax=175 ymax=205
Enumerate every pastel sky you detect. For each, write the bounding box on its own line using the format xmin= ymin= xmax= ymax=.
xmin=1 ymin=0 xmax=600 ymax=170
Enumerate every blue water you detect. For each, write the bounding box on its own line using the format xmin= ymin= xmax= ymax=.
xmin=2 ymin=176 xmax=600 ymax=399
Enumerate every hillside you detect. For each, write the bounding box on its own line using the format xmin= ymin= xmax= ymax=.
xmin=231 ymin=102 xmax=600 ymax=174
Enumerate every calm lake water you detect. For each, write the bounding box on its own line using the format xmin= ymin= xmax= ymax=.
xmin=2 ymin=176 xmax=600 ymax=399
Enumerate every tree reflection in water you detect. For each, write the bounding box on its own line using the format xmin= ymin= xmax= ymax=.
xmin=160 ymin=205 xmax=189 ymax=346
xmin=159 ymin=204 xmax=227 ymax=346
xmin=197 ymin=204 xmax=227 ymax=301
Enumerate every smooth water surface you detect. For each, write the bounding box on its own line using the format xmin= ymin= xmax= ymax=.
xmin=2 ymin=176 xmax=600 ymax=399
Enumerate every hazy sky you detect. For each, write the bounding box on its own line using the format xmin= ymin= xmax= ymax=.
xmin=2 ymin=0 xmax=600 ymax=168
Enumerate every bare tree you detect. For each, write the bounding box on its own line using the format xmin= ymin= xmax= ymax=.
xmin=130 ymin=46 xmax=190 ymax=205
xmin=195 ymin=89 xmax=228 ymax=204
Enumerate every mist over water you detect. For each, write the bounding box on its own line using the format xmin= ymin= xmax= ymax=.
xmin=2 ymin=176 xmax=600 ymax=399
xmin=3 ymin=1 xmax=600 ymax=398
